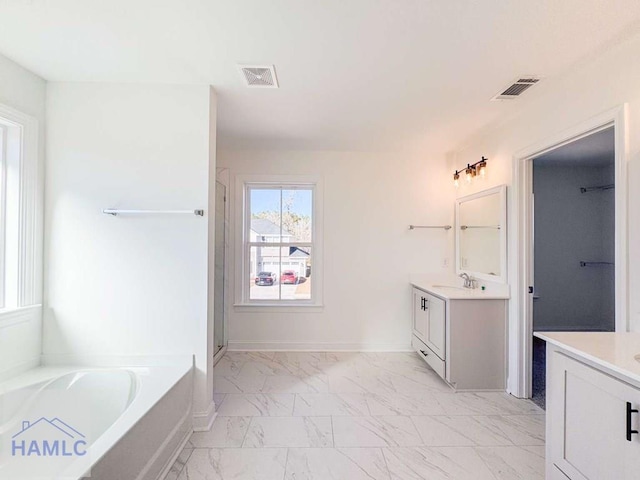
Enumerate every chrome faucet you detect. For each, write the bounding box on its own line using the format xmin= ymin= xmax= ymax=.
xmin=459 ymin=273 xmax=477 ymax=289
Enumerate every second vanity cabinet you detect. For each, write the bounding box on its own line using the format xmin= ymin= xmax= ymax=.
xmin=411 ymin=284 xmax=507 ymax=391
xmin=541 ymin=334 xmax=640 ymax=480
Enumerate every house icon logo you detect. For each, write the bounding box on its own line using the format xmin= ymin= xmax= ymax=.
xmin=11 ymin=418 xmax=87 ymax=457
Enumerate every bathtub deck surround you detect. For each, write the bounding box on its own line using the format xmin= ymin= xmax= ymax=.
xmin=0 ymin=361 xmax=193 ymax=480
xmin=167 ymin=351 xmax=544 ymax=480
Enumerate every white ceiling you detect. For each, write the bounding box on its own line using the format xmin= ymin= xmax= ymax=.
xmin=1 ymin=1 xmax=640 ymax=152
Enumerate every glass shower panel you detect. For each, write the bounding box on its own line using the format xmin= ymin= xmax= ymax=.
xmin=213 ymin=182 xmax=226 ymax=355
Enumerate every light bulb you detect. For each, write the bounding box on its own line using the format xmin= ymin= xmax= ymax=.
xmin=453 ymin=172 xmax=460 ymax=188
xmin=478 ymin=157 xmax=487 ymax=178
xmin=465 ymin=167 xmax=473 ymax=184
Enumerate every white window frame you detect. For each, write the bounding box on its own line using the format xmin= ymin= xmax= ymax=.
xmin=0 ymin=122 xmax=6 ymax=308
xmin=234 ymin=175 xmax=323 ymax=308
xmin=0 ymin=103 xmax=43 ymax=322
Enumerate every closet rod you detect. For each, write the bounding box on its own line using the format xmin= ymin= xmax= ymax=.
xmin=580 ymin=184 xmax=614 ymax=193
xmin=580 ymin=261 xmax=614 ymax=267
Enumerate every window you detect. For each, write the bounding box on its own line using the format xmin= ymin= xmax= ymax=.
xmin=0 ymin=105 xmax=41 ymax=315
xmin=237 ymin=177 xmax=322 ymax=306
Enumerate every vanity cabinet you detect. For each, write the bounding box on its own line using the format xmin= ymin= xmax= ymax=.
xmin=412 ymin=289 xmax=445 ymax=359
xmin=547 ymin=347 xmax=640 ymax=479
xmin=411 ymin=285 xmax=506 ymax=391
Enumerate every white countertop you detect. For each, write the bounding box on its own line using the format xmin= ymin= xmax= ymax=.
xmin=410 ymin=277 xmax=510 ymax=300
xmin=535 ymin=332 xmax=640 ymax=386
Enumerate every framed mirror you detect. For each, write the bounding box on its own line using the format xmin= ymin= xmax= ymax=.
xmin=455 ymin=185 xmax=507 ymax=283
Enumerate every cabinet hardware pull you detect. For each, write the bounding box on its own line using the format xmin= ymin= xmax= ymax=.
xmin=420 ymin=350 xmax=429 ymax=357
xmin=627 ymin=402 xmax=638 ymax=441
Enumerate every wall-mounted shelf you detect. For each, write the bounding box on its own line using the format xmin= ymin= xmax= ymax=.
xmin=408 ymin=225 xmax=452 ymax=231
xmin=103 ymin=209 xmax=204 ymax=216
xmin=460 ymin=225 xmax=501 ymax=230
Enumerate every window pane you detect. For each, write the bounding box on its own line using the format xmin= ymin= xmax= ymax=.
xmin=281 ymin=189 xmax=312 ymax=243
xmin=249 ymin=245 xmax=280 ymax=300
xmin=280 ymin=246 xmax=311 ymax=300
xmin=249 ymin=245 xmax=312 ymax=301
xmin=250 ymin=188 xmax=282 ymax=242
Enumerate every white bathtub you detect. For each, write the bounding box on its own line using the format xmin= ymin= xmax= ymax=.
xmin=0 ymin=362 xmax=192 ymax=479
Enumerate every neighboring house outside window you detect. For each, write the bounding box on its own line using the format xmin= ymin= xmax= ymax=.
xmin=250 ymin=218 xmax=309 ymax=284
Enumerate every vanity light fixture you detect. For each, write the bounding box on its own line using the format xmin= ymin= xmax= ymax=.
xmin=453 ymin=157 xmax=488 ymax=187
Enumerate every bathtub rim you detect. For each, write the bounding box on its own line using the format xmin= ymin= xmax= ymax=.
xmin=0 ymin=356 xmax=193 ymax=479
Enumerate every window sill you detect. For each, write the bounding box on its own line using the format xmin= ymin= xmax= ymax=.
xmin=0 ymin=304 xmax=42 ymax=328
xmin=233 ymin=303 xmax=324 ymax=314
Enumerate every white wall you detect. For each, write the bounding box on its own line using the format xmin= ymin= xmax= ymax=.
xmin=533 ymin=164 xmax=615 ymax=331
xmin=44 ymin=83 xmax=217 ymax=420
xmin=0 ymin=54 xmax=46 ymax=121
xmin=0 ymin=53 xmax=46 ymax=379
xmin=219 ymin=149 xmax=454 ymax=350
xmin=450 ymin=31 xmax=640 ymax=392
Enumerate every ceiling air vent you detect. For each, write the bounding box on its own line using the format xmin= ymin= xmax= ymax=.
xmin=492 ymin=77 xmax=540 ymax=100
xmin=238 ymin=65 xmax=279 ymax=88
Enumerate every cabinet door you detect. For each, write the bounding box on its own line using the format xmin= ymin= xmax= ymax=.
xmin=548 ymin=351 xmax=640 ymax=479
xmin=424 ymin=293 xmax=445 ymax=360
xmin=412 ymin=289 xmax=428 ymax=341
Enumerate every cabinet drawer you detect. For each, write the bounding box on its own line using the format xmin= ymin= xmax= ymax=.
xmin=412 ymin=335 xmax=445 ymax=379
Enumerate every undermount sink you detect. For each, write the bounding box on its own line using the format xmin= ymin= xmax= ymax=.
xmin=431 ymin=284 xmax=466 ymax=290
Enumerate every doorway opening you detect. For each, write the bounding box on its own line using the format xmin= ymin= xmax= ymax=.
xmin=530 ymin=127 xmax=615 ymax=409
xmin=511 ymin=106 xmax=627 ymax=401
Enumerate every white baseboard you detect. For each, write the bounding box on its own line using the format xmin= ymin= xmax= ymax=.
xmin=192 ymin=401 xmax=217 ymax=432
xmin=227 ymin=342 xmax=413 ymax=352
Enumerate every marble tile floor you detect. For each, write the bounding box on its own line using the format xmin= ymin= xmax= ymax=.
xmin=167 ymin=351 xmax=545 ymax=480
